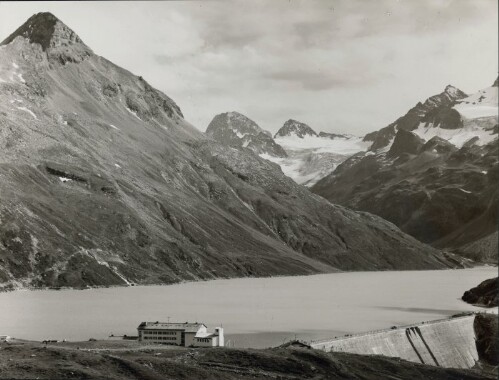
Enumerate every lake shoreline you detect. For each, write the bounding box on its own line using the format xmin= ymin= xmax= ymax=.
xmin=1 ymin=263 xmax=495 ymax=294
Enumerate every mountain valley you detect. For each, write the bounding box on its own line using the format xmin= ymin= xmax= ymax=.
xmin=0 ymin=13 xmax=455 ymax=290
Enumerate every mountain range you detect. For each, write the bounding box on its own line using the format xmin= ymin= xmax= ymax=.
xmin=0 ymin=13 xmax=454 ymax=290
xmin=313 ymin=80 xmax=498 ymax=263
xmin=206 ymin=114 xmax=368 ymax=186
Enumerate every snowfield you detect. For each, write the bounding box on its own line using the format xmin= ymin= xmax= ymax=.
xmin=454 ymin=85 xmax=498 ymax=119
xmin=262 ymin=135 xmax=369 ymax=186
xmin=454 ymin=105 xmax=498 ymax=119
xmin=260 ymin=153 xmax=326 ymax=185
xmin=413 ymin=122 xmax=497 ymax=148
xmin=411 ymin=83 xmax=498 ymax=147
xmin=275 ymin=135 xmax=369 ymax=155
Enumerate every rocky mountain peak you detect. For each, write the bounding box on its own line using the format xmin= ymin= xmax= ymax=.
xmin=274 ymin=119 xmax=318 ymax=139
xmin=207 ymin=111 xmax=265 ymax=136
xmin=228 ymin=111 xmax=270 ymax=135
xmin=1 ymin=12 xmax=92 ymax=65
xmin=493 ymin=77 xmax=498 ymax=87
xmin=444 ymin=85 xmax=466 ymax=99
xmin=1 ymin=12 xmax=89 ymax=51
xmin=206 ymin=112 xmax=286 ymax=157
xmin=421 ymin=85 xmax=466 ymax=109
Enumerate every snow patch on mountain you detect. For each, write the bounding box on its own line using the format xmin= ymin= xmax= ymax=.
xmin=0 ymin=58 xmax=26 ymax=84
xmin=412 ymin=122 xmax=496 ymax=148
xmin=126 ymin=107 xmax=141 ymax=120
xmin=454 ymin=85 xmax=498 ymax=119
xmin=16 ymin=106 xmax=37 ymax=119
xmin=455 ymin=105 xmax=498 ymax=119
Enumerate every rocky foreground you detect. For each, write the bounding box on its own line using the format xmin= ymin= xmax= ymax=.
xmin=474 ymin=313 xmax=498 ymax=367
xmin=0 ymin=340 xmax=494 ymax=380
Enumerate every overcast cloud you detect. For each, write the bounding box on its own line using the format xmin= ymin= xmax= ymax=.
xmin=0 ymin=0 xmax=497 ymax=135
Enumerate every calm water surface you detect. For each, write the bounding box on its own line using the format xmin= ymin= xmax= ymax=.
xmin=0 ymin=266 xmax=496 ymax=348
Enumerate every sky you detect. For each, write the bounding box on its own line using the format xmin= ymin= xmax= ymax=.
xmin=0 ymin=0 xmax=497 ymax=135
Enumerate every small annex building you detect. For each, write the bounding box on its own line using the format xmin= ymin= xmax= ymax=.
xmin=137 ymin=322 xmax=224 ymax=347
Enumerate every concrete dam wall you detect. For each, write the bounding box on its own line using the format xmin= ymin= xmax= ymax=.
xmin=310 ymin=314 xmax=479 ymax=369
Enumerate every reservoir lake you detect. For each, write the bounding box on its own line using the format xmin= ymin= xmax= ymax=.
xmin=0 ymin=266 xmax=496 ymax=348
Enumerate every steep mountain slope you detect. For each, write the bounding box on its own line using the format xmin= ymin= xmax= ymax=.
xmin=313 ymin=82 xmax=498 ymax=262
xmin=0 ymin=13 xmax=452 ymax=290
xmin=205 ymin=112 xmax=286 ymax=157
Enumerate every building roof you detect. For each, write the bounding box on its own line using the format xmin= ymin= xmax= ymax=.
xmin=137 ymin=322 xmax=206 ymax=332
xmin=195 ymin=332 xmax=217 ymax=339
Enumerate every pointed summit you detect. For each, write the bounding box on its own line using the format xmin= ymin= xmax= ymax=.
xmin=1 ymin=12 xmax=92 ymax=64
xmin=493 ymin=76 xmax=498 ymax=87
xmin=274 ymin=119 xmax=317 ymax=139
xmin=2 ymin=12 xmax=87 ymax=51
xmin=206 ymin=112 xmax=287 ymax=157
xmin=443 ymin=84 xmax=466 ymax=99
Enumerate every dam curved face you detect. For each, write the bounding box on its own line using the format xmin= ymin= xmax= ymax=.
xmin=311 ymin=314 xmax=480 ymax=369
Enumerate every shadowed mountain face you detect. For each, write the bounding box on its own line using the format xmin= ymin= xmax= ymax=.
xmin=0 ymin=13 xmax=452 ymax=289
xmin=313 ymin=82 xmax=498 ymax=262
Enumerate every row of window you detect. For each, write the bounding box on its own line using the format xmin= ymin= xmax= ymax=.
xmin=196 ymin=338 xmax=212 ymax=343
xmin=143 ymin=331 xmax=177 ymax=335
xmin=143 ymin=336 xmax=177 ymax=341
